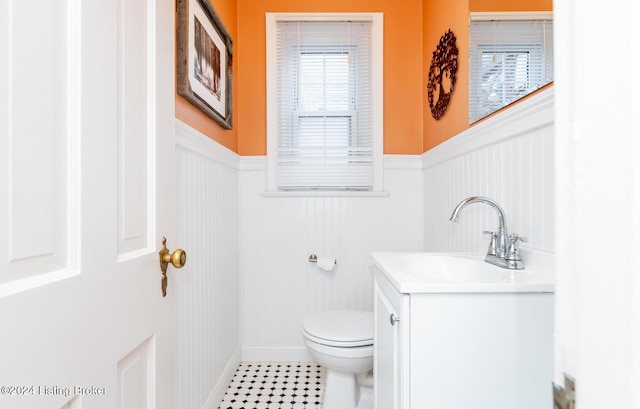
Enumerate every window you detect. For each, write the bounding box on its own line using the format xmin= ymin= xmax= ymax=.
xmin=469 ymin=13 xmax=553 ymax=123
xmin=266 ymin=14 xmax=383 ymax=192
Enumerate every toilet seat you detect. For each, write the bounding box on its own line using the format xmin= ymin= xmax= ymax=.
xmin=303 ymin=310 xmax=373 ymax=347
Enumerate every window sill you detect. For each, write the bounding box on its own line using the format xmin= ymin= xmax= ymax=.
xmin=262 ymin=191 xmax=390 ymax=198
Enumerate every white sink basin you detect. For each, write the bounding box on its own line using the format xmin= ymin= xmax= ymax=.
xmin=370 ymin=250 xmax=554 ymax=293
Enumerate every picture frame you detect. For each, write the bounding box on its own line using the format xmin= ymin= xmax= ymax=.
xmin=177 ymin=0 xmax=233 ymax=129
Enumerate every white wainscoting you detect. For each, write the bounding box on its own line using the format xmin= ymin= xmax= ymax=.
xmin=175 ymin=121 xmax=241 ymax=409
xmin=239 ymin=156 xmax=424 ymax=361
xmin=422 ymin=88 xmax=555 ymax=255
xmin=173 ymin=87 xmax=555 ymax=400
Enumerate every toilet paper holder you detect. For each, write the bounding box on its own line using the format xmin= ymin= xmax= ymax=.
xmin=308 ymin=254 xmax=337 ymax=264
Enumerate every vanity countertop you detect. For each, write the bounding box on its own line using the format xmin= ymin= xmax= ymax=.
xmin=370 ymin=250 xmax=554 ymax=294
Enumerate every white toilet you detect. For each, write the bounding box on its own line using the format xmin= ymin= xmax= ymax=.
xmin=302 ymin=309 xmax=374 ymax=409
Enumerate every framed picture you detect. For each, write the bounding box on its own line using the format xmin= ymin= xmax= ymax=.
xmin=177 ymin=0 xmax=233 ymax=129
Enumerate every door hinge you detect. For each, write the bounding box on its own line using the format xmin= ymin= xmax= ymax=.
xmin=553 ymin=373 xmax=576 ymax=409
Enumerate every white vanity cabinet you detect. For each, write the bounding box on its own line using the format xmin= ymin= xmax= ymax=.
xmin=370 ymin=252 xmax=554 ymax=409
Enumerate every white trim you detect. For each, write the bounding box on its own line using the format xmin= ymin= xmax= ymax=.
xmin=470 ymin=11 xmax=553 ymax=22
xmin=241 ymin=345 xmax=312 ymax=363
xmin=242 ymin=154 xmax=422 ymax=172
xmin=266 ymin=12 xmax=383 ymax=22
xmin=262 ymin=191 xmax=390 ymax=198
xmin=240 ymin=154 xmax=420 ymax=197
xmin=203 ymin=346 xmax=241 ymax=409
xmin=265 ymin=13 xmax=279 ymax=191
xmin=422 ymin=87 xmax=554 ymax=169
xmin=239 ymin=156 xmax=268 ymax=171
xmin=383 ymin=155 xmax=422 ymax=170
xmin=174 ymin=119 xmax=240 ymax=169
xmin=371 ymin=13 xmax=384 ymax=190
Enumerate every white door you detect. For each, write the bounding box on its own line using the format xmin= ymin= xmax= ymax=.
xmin=0 ymin=0 xmax=178 ymax=408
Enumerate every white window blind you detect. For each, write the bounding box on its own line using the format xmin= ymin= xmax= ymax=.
xmin=469 ymin=16 xmax=553 ymax=123
xmin=274 ymin=20 xmax=374 ymax=191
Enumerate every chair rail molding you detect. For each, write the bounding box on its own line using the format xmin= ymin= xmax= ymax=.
xmin=422 ymin=87 xmax=554 ymax=168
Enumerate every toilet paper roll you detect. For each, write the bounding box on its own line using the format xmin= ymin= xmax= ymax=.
xmin=316 ymin=257 xmax=336 ymax=272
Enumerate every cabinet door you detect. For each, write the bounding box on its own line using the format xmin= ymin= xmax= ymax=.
xmin=374 ymin=280 xmax=401 ymax=409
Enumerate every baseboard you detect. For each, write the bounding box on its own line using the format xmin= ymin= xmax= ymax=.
xmin=203 ymin=346 xmax=242 ymax=409
xmin=241 ymin=345 xmax=312 ymax=362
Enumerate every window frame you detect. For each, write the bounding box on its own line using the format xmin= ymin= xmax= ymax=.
xmin=266 ymin=13 xmax=384 ymax=194
xmin=468 ymin=12 xmax=553 ymax=124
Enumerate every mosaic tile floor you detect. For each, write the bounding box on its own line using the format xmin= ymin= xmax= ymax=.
xmin=218 ymin=362 xmax=326 ymax=409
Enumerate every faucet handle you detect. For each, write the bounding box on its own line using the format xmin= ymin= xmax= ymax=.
xmin=483 ymin=231 xmax=498 ymax=256
xmin=509 ymin=233 xmax=527 ymax=244
xmin=506 ymin=233 xmax=527 ymax=261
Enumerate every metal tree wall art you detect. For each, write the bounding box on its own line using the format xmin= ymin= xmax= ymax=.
xmin=427 ymin=29 xmax=458 ymax=120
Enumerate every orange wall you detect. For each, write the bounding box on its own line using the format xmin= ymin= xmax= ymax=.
xmin=237 ymin=0 xmax=424 ymax=155
xmin=422 ymin=0 xmax=469 ymax=152
xmin=423 ymin=0 xmax=552 ymax=152
xmin=175 ymin=0 xmax=552 ymax=155
xmin=175 ymin=0 xmax=239 ymax=152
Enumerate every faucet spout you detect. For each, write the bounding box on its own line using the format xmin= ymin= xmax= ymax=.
xmin=449 ymin=196 xmax=524 ymax=270
xmin=449 ymin=196 xmax=507 ymax=232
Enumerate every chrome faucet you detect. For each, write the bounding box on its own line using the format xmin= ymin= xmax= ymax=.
xmin=449 ymin=196 xmax=526 ymax=270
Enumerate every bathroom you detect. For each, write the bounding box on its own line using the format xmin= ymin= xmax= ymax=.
xmin=174 ymin=0 xmax=640 ymax=408
xmin=0 ymin=0 xmax=635 ymax=407
xmin=171 ymin=0 xmax=640 ymax=407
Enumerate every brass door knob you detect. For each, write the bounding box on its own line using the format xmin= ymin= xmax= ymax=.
xmin=159 ymin=237 xmax=187 ymax=297
xmin=161 ymin=248 xmax=186 ymax=268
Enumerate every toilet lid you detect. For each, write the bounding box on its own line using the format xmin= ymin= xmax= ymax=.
xmin=303 ymin=310 xmax=373 ymax=347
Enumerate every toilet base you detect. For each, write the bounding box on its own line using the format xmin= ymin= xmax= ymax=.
xmin=322 ymin=369 xmax=373 ymax=409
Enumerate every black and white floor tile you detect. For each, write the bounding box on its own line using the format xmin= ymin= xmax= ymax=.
xmin=218 ymin=362 xmax=326 ymax=409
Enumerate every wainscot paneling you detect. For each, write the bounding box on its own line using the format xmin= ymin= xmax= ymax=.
xmin=422 ymin=88 xmax=554 ymax=255
xmin=172 ymin=86 xmax=554 ymax=396
xmin=239 ymin=155 xmax=424 ymax=361
xmin=175 ymin=121 xmax=241 ymax=409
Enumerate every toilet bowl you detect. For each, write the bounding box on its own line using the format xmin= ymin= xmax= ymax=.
xmin=302 ymin=309 xmax=374 ymax=409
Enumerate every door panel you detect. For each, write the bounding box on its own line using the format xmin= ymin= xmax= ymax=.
xmin=0 ymin=0 xmax=176 ymax=408
xmin=118 ymin=0 xmax=152 ymax=257
xmin=0 ymin=0 xmax=78 ymax=294
xmin=118 ymin=336 xmax=155 ymax=409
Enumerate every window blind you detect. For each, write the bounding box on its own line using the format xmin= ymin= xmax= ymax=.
xmin=275 ymin=20 xmax=373 ymax=191
xmin=469 ymin=18 xmax=553 ymax=123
